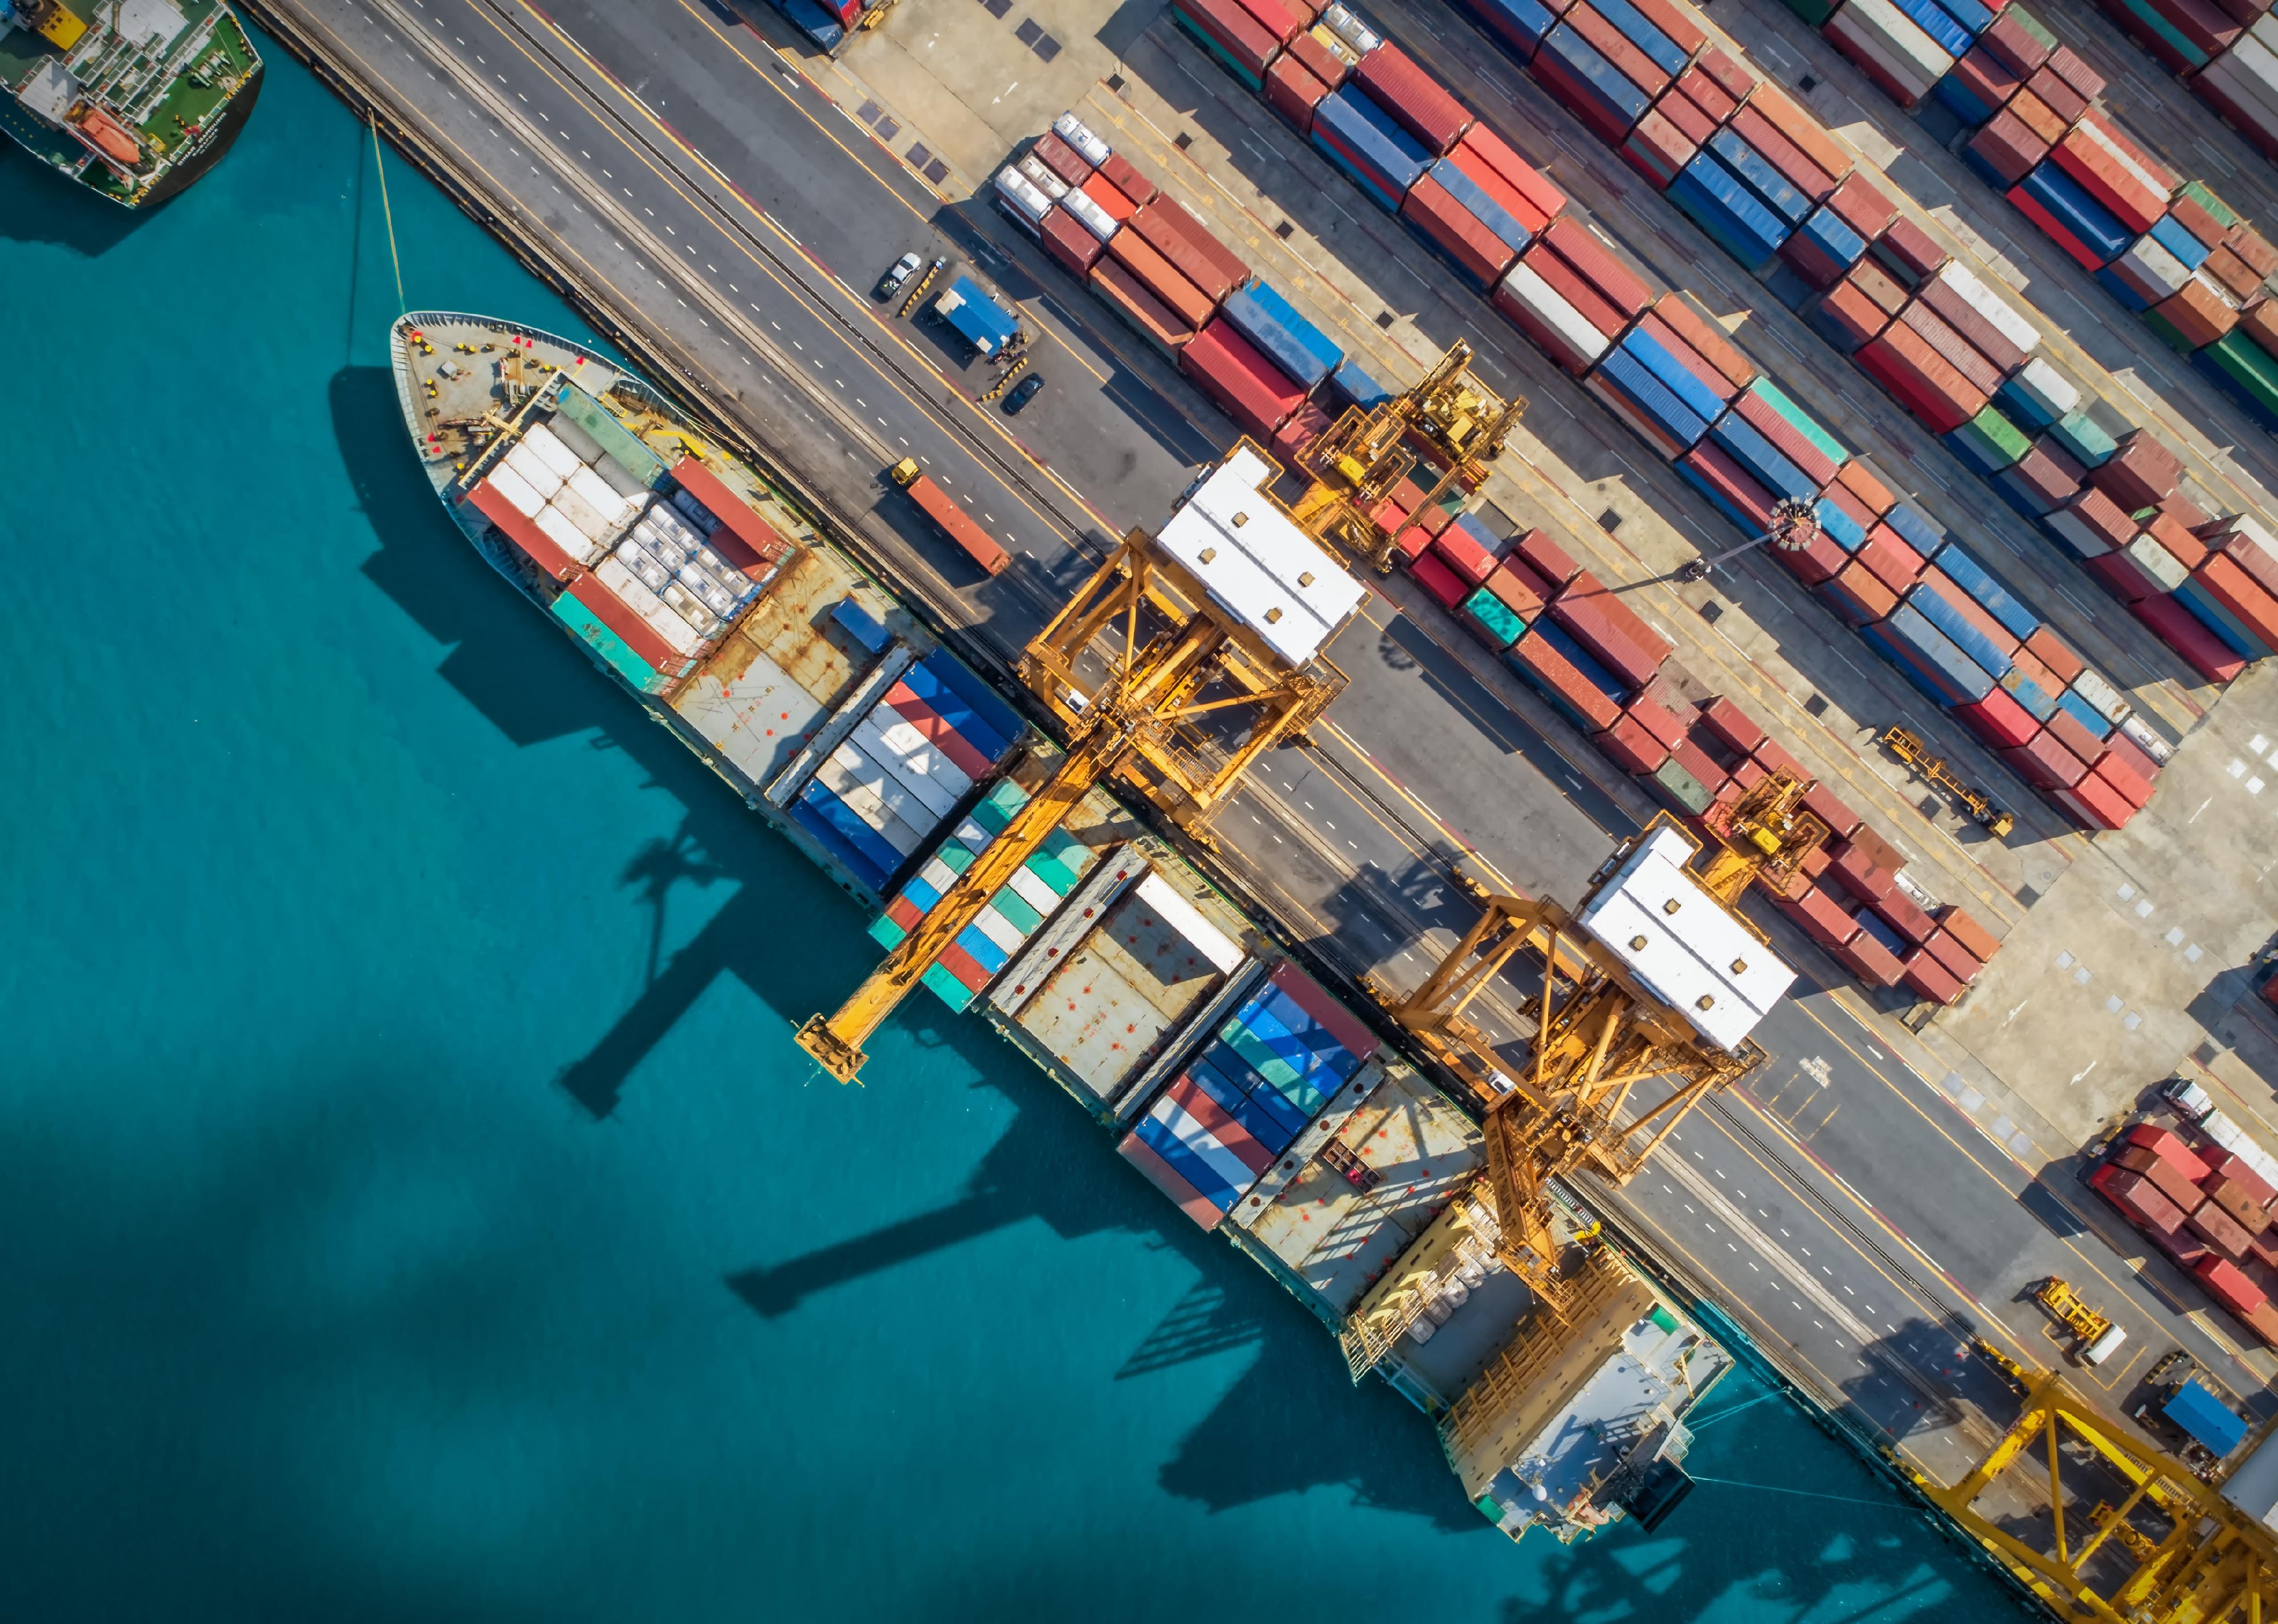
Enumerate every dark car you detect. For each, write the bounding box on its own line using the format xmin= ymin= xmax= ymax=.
xmin=1003 ymin=372 xmax=1046 ymax=414
xmin=874 ymin=251 xmax=922 ymax=301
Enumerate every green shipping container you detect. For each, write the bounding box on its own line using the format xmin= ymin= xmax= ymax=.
xmin=922 ymin=960 xmax=977 ymax=1011
xmin=988 ymin=885 xmax=1046 ymax=936
xmin=1748 ymin=379 xmax=1849 ymax=468
xmin=1651 ymin=757 xmax=1713 ymax=816
xmin=1955 ymin=405 xmax=2029 ymax=471
xmin=552 ymin=380 xmax=669 ymax=487
xmin=2047 ymin=409 xmax=2117 ymax=467
xmin=551 ymin=589 xmax=675 ymax=694
xmin=1220 ymin=1017 xmax=1304 ymax=1092
xmin=868 ymin=913 xmax=907 ymax=949
xmin=1464 ymin=586 xmax=1526 ymax=648
xmin=2202 ymin=331 xmax=2278 ymax=416
xmin=2181 ymin=179 xmax=2241 ymax=231
xmin=2142 ymin=308 xmax=2198 ymax=357
xmin=1778 ymin=0 xmax=1839 ymax=23
xmin=2108 ymin=0 xmax=2206 ymax=68
xmin=1171 ymin=10 xmax=1265 ymax=92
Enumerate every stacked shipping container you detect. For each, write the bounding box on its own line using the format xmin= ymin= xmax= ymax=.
xmin=2091 ymin=1121 xmax=2278 ymax=1348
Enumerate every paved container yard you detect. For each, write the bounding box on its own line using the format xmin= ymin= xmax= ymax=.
xmin=248 ymin=0 xmax=2278 ymax=1508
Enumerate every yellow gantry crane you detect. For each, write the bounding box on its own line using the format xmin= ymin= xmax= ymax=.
xmin=1917 ymin=1355 xmax=2278 ymax=1624
xmin=1374 ymin=783 xmax=1827 ymax=1312
xmin=796 ymin=481 xmax=1348 ymax=1083
xmin=1290 ymin=340 xmax=1525 ymax=572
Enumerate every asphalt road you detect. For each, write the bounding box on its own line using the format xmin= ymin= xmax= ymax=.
xmin=268 ymin=0 xmax=2271 ymax=1468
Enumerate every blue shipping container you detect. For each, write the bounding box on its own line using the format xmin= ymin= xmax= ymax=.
xmin=1936 ymin=544 xmax=2041 ymax=641
xmin=1538 ymin=25 xmax=1652 ymax=128
xmin=796 ymin=782 xmax=899 ymax=886
xmin=2149 ymin=213 xmax=2212 ymax=271
xmin=1312 ymin=88 xmax=1432 ymax=207
xmin=1589 ymin=0 xmax=1688 ymax=74
xmin=1798 ymin=205 xmax=1867 ymax=268
xmin=1598 ymin=347 xmax=1711 ymax=450
xmin=2093 ymin=263 xmax=2155 ymax=313
xmin=1888 ymin=0 xmax=1973 ymax=56
xmin=1710 ymin=413 xmax=1817 ymax=503
xmin=1196 ymin=1040 xmax=1311 ymax=1137
xmin=1815 ymin=496 xmax=1868 ymax=552
xmin=1181 ymin=1056 xmax=1300 ymax=1155
xmin=1936 ymin=0 xmax=1998 ymax=31
xmin=2000 ymin=664 xmax=2060 ymax=721
xmin=1621 ymin=326 xmax=1728 ymax=425
xmin=2176 ymin=578 xmax=2277 ymax=659
xmin=770 ymin=0 xmax=844 ymax=50
xmin=1260 ymin=985 xmax=1362 ymax=1077
xmin=1459 ymin=0 xmax=1557 ymax=53
xmin=1870 ymin=603 xmax=1998 ymax=704
xmin=1708 ymin=129 xmax=1812 ymax=227
xmin=831 ymin=595 xmax=894 ymax=655
xmin=1431 ymin=156 xmax=1535 ymax=256
xmin=910 ymin=653 xmax=1020 ymax=760
xmin=1883 ymin=497 xmax=1945 ymax=557
xmin=2055 ymin=685 xmax=2120 ymax=737
xmin=1670 ymin=151 xmax=1790 ymax=268
xmin=1223 ymin=282 xmax=1343 ymax=390
xmin=1934 ymin=67 xmax=1998 ymax=129
xmin=2020 ymin=164 xmax=2135 ymax=266
xmin=1908 ymin=581 xmax=2015 ymax=678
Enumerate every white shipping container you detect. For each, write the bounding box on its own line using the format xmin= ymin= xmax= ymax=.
xmin=1018 ymin=155 xmax=1069 ymax=201
xmin=2069 ymin=666 xmax=2132 ymax=725
xmin=616 ymin=535 xmax=674 ymax=594
xmin=1006 ymin=864 xmax=1065 ymax=920
xmin=598 ymin=556 xmax=706 ymax=658
xmin=2120 ymin=713 xmax=2175 ymax=764
xmin=635 ymin=515 xmax=691 ymax=570
xmin=548 ymin=481 xmax=613 ymax=545
xmin=2124 ymin=534 xmax=2191 ymax=592
xmin=1828 ymin=0 xmax=1948 ymax=91
xmin=2252 ymin=9 xmax=2278 ymax=56
xmin=1500 ymin=262 xmax=1611 ymax=366
xmin=1063 ymin=187 xmax=1120 ymax=242
xmin=971 ymin=903 xmax=1030 ymax=958
xmin=504 ymin=439 xmax=565 ymax=499
xmin=828 ymin=740 xmax=932 ymax=837
xmin=852 ymin=709 xmax=969 ymax=816
xmin=814 ymin=752 xmax=928 ymax=854
xmin=994 ymin=165 xmax=1052 ymax=223
xmin=568 ymin=465 xmax=635 ymax=529
xmin=2206 ymin=39 xmax=2278 ymax=123
xmin=1133 ymin=871 xmax=1246 ymax=974
xmin=1322 ymin=3 xmax=1381 ymax=54
xmin=483 ymin=463 xmax=545 ymax=519
xmin=521 ymin=421 xmax=585 ymax=482
xmin=679 ymin=565 xmax=740 ymax=620
xmin=2008 ymin=357 xmax=2081 ymax=421
xmin=2046 ymin=507 xmax=2116 ymax=558
xmin=1938 ymin=262 xmax=2042 ymax=356
xmin=644 ymin=499 xmax=704 ymax=554
xmin=660 ymin=577 xmax=724 ymax=640
xmin=1185 ymin=447 xmax=1366 ymax=633
xmin=1054 ymin=111 xmax=1112 ymax=167
xmin=2116 ymin=235 xmax=2192 ymax=301
xmin=536 ymin=502 xmax=601 ymax=568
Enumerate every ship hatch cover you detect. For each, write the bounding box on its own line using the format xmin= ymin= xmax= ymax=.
xmin=17 ymin=61 xmax=81 ymax=127
xmin=114 ymin=0 xmax=191 ymax=50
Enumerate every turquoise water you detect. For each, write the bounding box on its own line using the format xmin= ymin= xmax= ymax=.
xmin=0 ymin=40 xmax=2031 ymax=1622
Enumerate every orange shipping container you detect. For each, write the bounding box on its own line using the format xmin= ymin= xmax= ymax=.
xmin=1108 ymin=228 xmax=1215 ymax=330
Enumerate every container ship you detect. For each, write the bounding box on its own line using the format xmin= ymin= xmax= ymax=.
xmin=390 ymin=309 xmax=1734 ymax=1543
xmin=0 ymin=0 xmax=261 ymax=208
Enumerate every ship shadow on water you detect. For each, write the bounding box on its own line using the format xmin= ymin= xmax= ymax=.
xmin=0 ymin=146 xmax=149 ymax=255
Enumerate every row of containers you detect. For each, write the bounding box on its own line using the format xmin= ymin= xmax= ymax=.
xmin=1777 ymin=0 xmax=2278 ymax=448
xmin=2091 ymin=1117 xmax=2278 ymax=1350
xmin=756 ymin=0 xmax=873 ymax=53
xmin=458 ymin=372 xmax=797 ymax=700
xmin=1396 ymin=504 xmax=2007 ymax=999
xmin=1148 ymin=0 xmax=2190 ymax=832
xmin=1422 ymin=0 xmax=2278 ymax=694
xmin=994 ymin=110 xmax=1393 ymax=458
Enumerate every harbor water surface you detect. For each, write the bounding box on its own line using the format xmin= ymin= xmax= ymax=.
xmin=0 ymin=32 xmax=2030 ymax=1622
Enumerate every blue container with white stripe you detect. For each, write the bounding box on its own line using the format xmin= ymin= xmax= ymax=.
xmin=1223 ymin=281 xmax=1344 ymax=391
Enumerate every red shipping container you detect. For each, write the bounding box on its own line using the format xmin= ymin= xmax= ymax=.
xmin=1654 ymin=293 xmax=1755 ymax=391
xmin=1956 ymin=687 xmax=2040 ymax=750
xmin=1967 ymin=112 xmax=2048 ymax=190
xmin=1698 ymin=696 xmax=1766 ymax=757
xmin=1626 ymin=689 xmax=1690 ymax=749
xmin=2193 ymin=553 xmax=2278 ymax=651
xmin=1175 ymin=0 xmax=1281 ymax=79
xmin=2023 ymin=625 xmax=2085 ymax=687
xmin=1402 ymin=174 xmax=1520 ymax=287
xmin=1409 ymin=551 xmax=1471 ymax=611
xmin=1857 ymin=525 xmax=1924 ymax=596
xmin=1695 ymin=44 xmax=1756 ymax=103
xmin=1109 ymin=228 xmax=1215 ymax=329
xmin=1752 ymin=735 xmax=1806 ymax=780
xmin=1922 ymin=928 xmax=1981 ymax=984
xmin=1917 ymin=276 xmax=2028 ymax=374
xmin=1230 ymin=0 xmax=1305 ymax=42
xmin=1565 ymin=2 xmax=1675 ymax=98
xmin=1444 ymin=141 xmax=1557 ymax=239
xmin=2220 ymin=528 xmax=2278 ymax=600
xmin=1733 ymin=389 xmax=1842 ymax=487
xmin=1745 ymin=83 xmax=1852 ymax=183
xmin=2091 ymin=432 xmax=2184 ymax=509
xmin=1874 ymin=886 xmax=1937 ymax=948
xmin=2193 ymin=1199 xmax=2255 ymax=1260
xmin=2055 ymin=770 xmax=2136 ymax=830
xmin=2230 ymin=222 xmax=2278 ymax=278
xmin=2092 ymin=1164 xmax=2187 ymax=1232
xmin=1130 ymin=198 xmax=1242 ymax=305
xmin=1824 ymin=560 xmax=1900 ymax=626
xmin=1550 ymin=576 xmax=1673 ymax=688
xmin=1828 ymin=844 xmax=1896 ymax=905
xmin=1834 ymin=931 xmax=1906 ymax=989
xmin=1081 ymin=171 xmax=1137 ymax=224
xmin=1803 ymin=778 xmax=1863 ymax=838
xmin=2026 ymin=66 xmax=2089 ymax=126
xmin=2002 ymin=729 xmax=2091 ymax=790
xmin=2130 ymin=594 xmax=2247 ymax=684
xmin=1181 ymin=320 xmax=1307 ymax=439
xmin=2195 ymin=1254 xmax=2267 ymax=1318
xmin=1902 ymin=947 xmax=1964 ymax=1006
xmin=1730 ymin=106 xmax=1839 ymax=202
xmin=1856 ymin=327 xmax=1985 ymax=434
xmin=1354 ymin=42 xmax=1473 ymax=154
xmin=1656 ymin=85 xmax=1720 ymax=146
xmin=1100 ymin=153 xmax=1157 ymax=208
xmin=1431 ymin=524 xmax=1499 ymax=587
xmin=2206 ymin=1151 xmax=2278 ymax=1210
xmin=1899 ymin=303 xmax=2008 ymax=397
xmin=1828 ymin=172 xmax=1900 ymax=240
xmin=1776 ymin=528 xmax=1847 ymax=587
xmin=1785 ymin=883 xmax=1861 ymax=948
xmin=1936 ymin=904 xmax=1998 ymax=963
xmin=2122 ymin=1124 xmax=2210 ymax=1181
xmin=1508 ymin=630 xmax=1623 ymax=730
xmin=1513 ymin=528 xmax=1581 ymax=586
xmin=2116 ymin=1145 xmax=2213 ymax=1213
xmin=1265 ymin=53 xmax=1330 ymax=136
xmin=1874 ymin=217 xmax=1948 ymax=285
xmin=1950 ymin=44 xmax=2024 ymax=110
xmin=2099 ymin=729 xmax=2161 ymax=789
xmin=1631 ymin=0 xmax=1707 ymax=55
xmin=1394 ymin=524 xmax=1434 ymax=565
xmin=1673 ymin=64 xmax=1737 ymax=125
xmin=1523 ymin=242 xmax=1631 ymax=340
xmin=1040 ymin=206 xmax=1105 ymax=276
xmin=2055 ymin=116 xmax=2173 ymax=236
xmin=1541 ymin=217 xmax=1655 ymax=319
xmin=1815 ymin=281 xmax=1891 ymax=351
xmin=2157 ymin=278 xmax=2240 ymax=349
xmin=1622 ymin=111 xmax=1696 ymax=189
xmin=2047 ymin=42 xmax=2108 ymax=100
xmin=1982 ymin=10 xmax=2056 ymax=74
xmin=1287 ymin=30 xmax=1349 ymax=87
xmin=467 ymin=478 xmax=581 ymax=584
xmin=1031 ymin=130 xmax=1094 ymax=189
xmin=1089 ymin=260 xmax=1194 ymax=358
xmin=1599 ymin=712 xmax=1672 ymax=774
xmin=1457 ymin=125 xmax=1567 ymax=230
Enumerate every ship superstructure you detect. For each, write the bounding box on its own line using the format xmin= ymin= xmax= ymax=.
xmin=390 ymin=311 xmax=1734 ymax=1545
xmin=0 ymin=0 xmax=260 ymax=207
